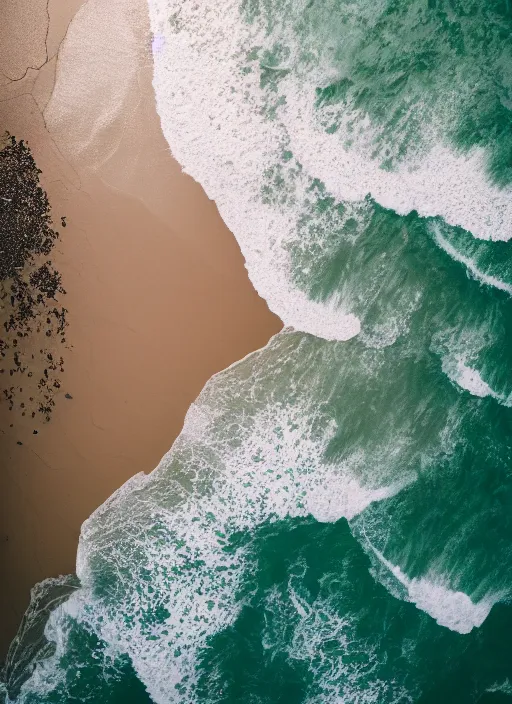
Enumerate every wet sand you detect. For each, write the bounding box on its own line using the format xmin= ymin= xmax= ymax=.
xmin=0 ymin=0 xmax=282 ymax=654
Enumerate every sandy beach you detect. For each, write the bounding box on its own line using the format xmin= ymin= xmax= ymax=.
xmin=0 ymin=0 xmax=281 ymax=655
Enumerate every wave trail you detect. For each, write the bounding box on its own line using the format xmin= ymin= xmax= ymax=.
xmin=364 ymin=542 xmax=498 ymax=635
xmin=432 ymin=224 xmax=512 ymax=296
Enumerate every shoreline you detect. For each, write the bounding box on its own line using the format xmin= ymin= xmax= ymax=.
xmin=0 ymin=0 xmax=282 ymax=655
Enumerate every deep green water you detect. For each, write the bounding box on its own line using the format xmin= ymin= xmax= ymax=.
xmin=3 ymin=0 xmax=512 ymax=702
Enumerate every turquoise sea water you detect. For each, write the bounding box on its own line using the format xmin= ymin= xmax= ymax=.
xmin=3 ymin=1 xmax=512 ymax=702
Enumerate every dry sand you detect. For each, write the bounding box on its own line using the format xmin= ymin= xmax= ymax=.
xmin=0 ymin=0 xmax=282 ymax=654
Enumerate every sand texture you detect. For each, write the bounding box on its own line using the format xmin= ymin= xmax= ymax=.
xmin=0 ymin=0 xmax=281 ymax=654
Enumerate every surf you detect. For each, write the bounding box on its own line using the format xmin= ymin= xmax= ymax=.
xmin=4 ymin=1 xmax=512 ymax=702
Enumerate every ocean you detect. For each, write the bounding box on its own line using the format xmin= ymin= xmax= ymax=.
xmin=2 ymin=0 xmax=512 ymax=701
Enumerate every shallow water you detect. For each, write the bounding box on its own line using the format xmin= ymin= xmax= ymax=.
xmin=3 ymin=1 xmax=512 ymax=702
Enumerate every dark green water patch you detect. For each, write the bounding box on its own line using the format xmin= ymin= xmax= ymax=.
xmin=196 ymin=517 xmax=512 ymax=703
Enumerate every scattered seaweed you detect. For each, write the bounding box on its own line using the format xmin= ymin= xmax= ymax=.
xmin=0 ymin=133 xmax=68 ymax=423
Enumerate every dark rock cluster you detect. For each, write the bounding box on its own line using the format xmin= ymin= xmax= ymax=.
xmin=0 ymin=134 xmax=68 ymax=423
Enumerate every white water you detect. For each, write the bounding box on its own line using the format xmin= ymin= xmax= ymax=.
xmin=50 ymin=394 xmax=407 ymax=704
xmin=366 ymin=544 xmax=497 ymax=635
xmin=432 ymin=225 xmax=512 ymax=295
xmin=147 ymin=0 xmax=512 ymax=344
xmin=12 ymin=1 xmax=508 ymax=700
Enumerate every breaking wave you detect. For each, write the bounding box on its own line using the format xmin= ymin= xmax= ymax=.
xmin=4 ymin=1 xmax=512 ymax=702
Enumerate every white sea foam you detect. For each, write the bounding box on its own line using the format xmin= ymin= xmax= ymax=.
xmin=366 ymin=543 xmax=497 ymax=635
xmin=147 ymin=0 xmax=361 ymax=341
xmin=454 ymin=359 xmax=495 ymax=398
xmin=147 ymin=0 xmax=512 ymax=343
xmin=261 ymin=564 xmax=415 ymax=703
xmin=15 ymin=1 xmax=508 ymax=699
xmin=48 ymin=395 xmax=406 ymax=704
xmin=15 ymin=605 xmax=73 ymax=703
xmin=432 ymin=225 xmax=512 ymax=295
xmin=283 ymin=83 xmax=512 ymax=242
xmin=432 ymin=314 xmax=512 ymax=406
xmin=487 ymin=679 xmax=512 ymax=696
xmin=439 ymin=353 xmax=512 ymax=407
